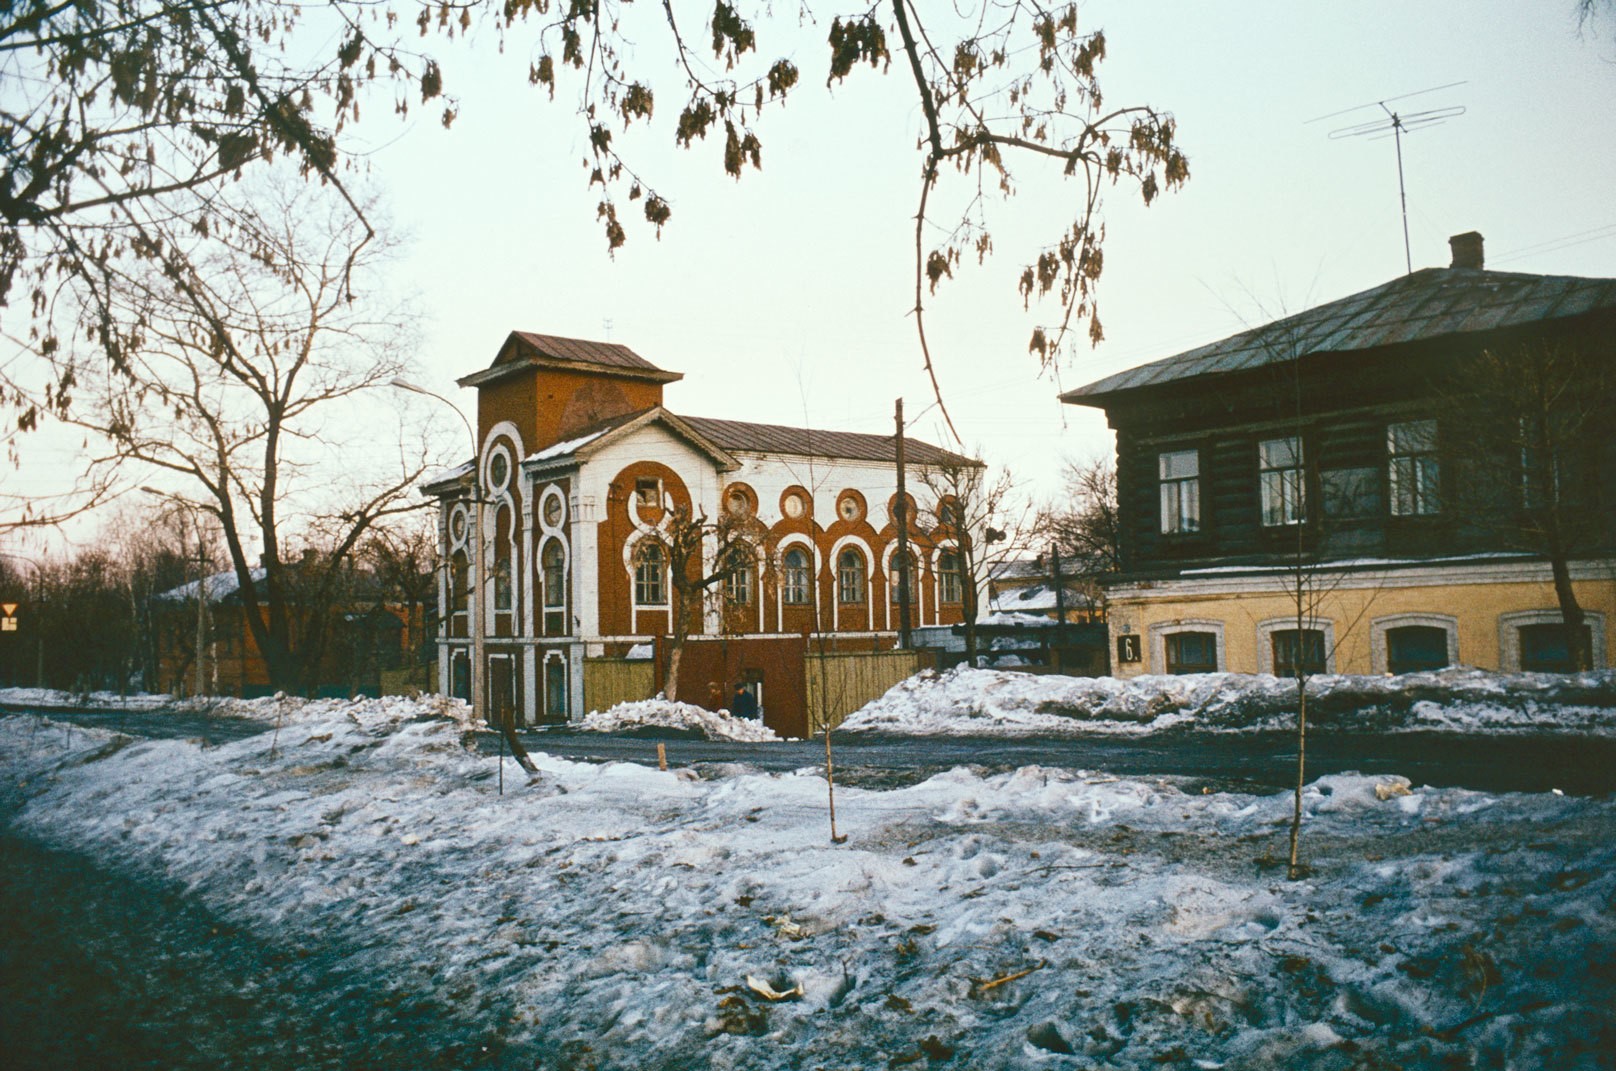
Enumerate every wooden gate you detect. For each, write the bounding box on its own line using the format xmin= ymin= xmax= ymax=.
xmin=582 ymin=658 xmax=656 ymax=715
xmin=804 ymin=649 xmax=932 ymax=734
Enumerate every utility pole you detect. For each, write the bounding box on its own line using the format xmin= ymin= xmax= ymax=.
xmin=1051 ymin=544 xmax=1067 ymax=626
xmin=195 ymin=536 xmax=209 ymax=697
xmin=894 ymin=398 xmax=912 ymax=648
xmin=392 ymin=378 xmax=485 ymax=725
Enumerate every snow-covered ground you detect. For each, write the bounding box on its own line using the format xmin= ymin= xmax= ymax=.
xmin=842 ymin=667 xmax=1616 ymax=737
xmin=2 ymin=694 xmax=1612 ymax=1068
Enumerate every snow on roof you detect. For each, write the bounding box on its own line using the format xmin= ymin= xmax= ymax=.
xmin=987 ymin=582 xmax=1097 ymax=614
xmin=525 ymin=427 xmax=611 ymax=465
xmin=153 ymin=566 xmax=267 ymax=603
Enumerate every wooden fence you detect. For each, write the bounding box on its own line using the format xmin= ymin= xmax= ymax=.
xmin=582 ymin=658 xmax=657 ymax=714
xmin=804 ymin=649 xmax=932 ymax=734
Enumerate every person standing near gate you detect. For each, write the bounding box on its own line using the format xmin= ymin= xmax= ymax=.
xmin=731 ymin=681 xmax=758 ymax=720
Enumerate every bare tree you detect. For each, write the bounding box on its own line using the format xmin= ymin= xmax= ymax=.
xmin=914 ymin=456 xmax=1027 ymax=665
xmin=1446 ymin=339 xmax=1616 ymax=672
xmin=6 ymin=2 xmax=1187 ymax=460
xmin=55 ymin=177 xmax=431 ymax=694
xmin=1041 ymin=456 xmax=1122 ymax=575
xmin=1034 ymin=455 xmax=1121 ymax=618
xmin=660 ymin=503 xmax=748 ymax=702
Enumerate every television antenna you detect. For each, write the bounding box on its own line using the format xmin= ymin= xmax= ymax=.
xmin=1311 ymin=82 xmax=1466 ymax=275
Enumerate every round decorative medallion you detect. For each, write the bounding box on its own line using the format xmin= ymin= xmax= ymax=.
xmin=543 ymin=495 xmax=564 ymax=526
xmin=837 ymin=494 xmax=862 ymax=522
xmin=782 ymin=492 xmax=806 ymax=519
xmin=449 ymin=511 xmax=468 ymax=542
xmin=488 ymin=451 xmax=510 ymax=490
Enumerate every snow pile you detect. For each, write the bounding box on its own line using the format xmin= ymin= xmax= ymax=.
xmin=1 ymin=698 xmax=1611 ymax=1069
xmin=842 ymin=666 xmax=1616 ymax=737
xmin=0 ymin=687 xmax=187 ymax=711
xmin=579 ymin=696 xmax=781 ymax=742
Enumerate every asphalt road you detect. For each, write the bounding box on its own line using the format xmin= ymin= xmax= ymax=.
xmin=5 ymin=703 xmax=1615 ymax=796
xmin=485 ymin=726 xmax=1616 ymax=796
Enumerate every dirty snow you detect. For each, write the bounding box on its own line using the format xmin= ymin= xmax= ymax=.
xmin=578 ymin=697 xmax=782 ymax=742
xmin=1 ymin=693 xmax=1612 ymax=1069
xmin=841 ymin=666 xmax=1616 ymax=737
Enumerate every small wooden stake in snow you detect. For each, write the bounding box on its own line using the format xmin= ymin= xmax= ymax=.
xmin=825 ymin=724 xmax=847 ymax=844
xmin=657 ymin=742 xmax=667 ymax=771
xmin=971 ymin=960 xmax=1047 ymax=995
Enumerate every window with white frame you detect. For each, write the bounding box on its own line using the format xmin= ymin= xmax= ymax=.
xmin=781 ymin=548 xmax=811 ymax=605
xmin=493 ymin=553 xmax=513 ymax=612
xmin=1270 ymin=628 xmax=1326 ymax=676
xmin=1519 ymin=415 xmax=1567 ymax=511
xmin=541 ymin=541 xmax=565 ymax=609
xmin=721 ymin=543 xmax=754 ymax=606
xmin=1259 ymin=436 xmax=1305 ymax=526
xmin=1371 ymin=614 xmax=1458 ymax=675
xmin=837 ymin=548 xmax=866 ymax=604
xmin=1388 ymin=419 xmax=1440 ymax=516
xmin=634 ymin=477 xmax=662 ymax=510
xmin=889 ymin=550 xmax=917 ymax=604
xmin=937 ymin=549 xmax=963 ymax=604
xmin=450 ymin=551 xmax=468 ymax=617
xmin=634 ymin=542 xmax=668 ymax=605
xmin=1165 ymin=631 xmax=1218 ymax=674
xmin=1159 ymin=449 xmax=1201 ymax=534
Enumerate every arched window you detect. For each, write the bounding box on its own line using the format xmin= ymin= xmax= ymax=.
xmin=781 ymin=548 xmax=810 ymax=605
xmin=450 ymin=551 xmax=468 ymax=615
xmin=889 ymin=550 xmax=917 ymax=604
xmin=837 ymin=548 xmax=866 ymax=605
xmin=493 ymin=555 xmax=513 ymax=612
xmin=722 ymin=542 xmax=754 ymax=606
xmin=634 ymin=542 xmax=667 ymax=606
xmin=937 ymin=549 xmax=963 ymax=604
xmin=541 ymin=541 xmax=565 ymax=609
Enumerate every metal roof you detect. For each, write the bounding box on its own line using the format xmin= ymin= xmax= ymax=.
xmin=507 ymin=331 xmax=667 ymax=373
xmin=506 ymin=407 xmax=969 ymax=470
xmin=1063 ymin=266 xmax=1616 ymax=403
xmin=679 ymin=415 xmax=975 ymax=467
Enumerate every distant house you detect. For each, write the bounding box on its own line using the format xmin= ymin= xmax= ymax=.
xmin=152 ymin=567 xmax=428 ymax=698
xmin=988 ymin=557 xmax=1105 ymax=623
xmin=1062 ymin=233 xmax=1616 ymax=677
xmin=422 ymin=331 xmax=980 ymax=732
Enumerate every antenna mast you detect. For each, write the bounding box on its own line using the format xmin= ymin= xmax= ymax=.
xmin=1312 ymin=83 xmax=1466 ymax=274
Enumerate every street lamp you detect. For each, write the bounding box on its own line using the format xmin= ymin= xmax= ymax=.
xmin=141 ymin=487 xmax=211 ymax=698
xmin=391 ymin=377 xmax=486 ymax=724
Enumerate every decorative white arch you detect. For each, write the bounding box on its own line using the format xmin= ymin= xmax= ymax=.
xmin=1254 ymin=616 xmax=1338 ymax=676
xmin=827 ymin=534 xmax=876 ymax=631
xmin=880 ymin=541 xmax=927 ymax=631
xmin=1369 ymin=613 xmax=1459 ymax=674
xmin=772 ymin=533 xmax=821 ymax=632
xmin=1497 ymin=609 xmax=1606 ymax=671
xmin=929 ymin=537 xmax=964 ymax=619
xmin=623 ymin=530 xmax=671 ymax=633
xmin=1148 ymin=618 xmax=1228 ymax=674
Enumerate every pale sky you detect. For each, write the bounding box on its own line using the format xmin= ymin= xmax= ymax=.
xmin=10 ymin=0 xmax=1616 ymax=553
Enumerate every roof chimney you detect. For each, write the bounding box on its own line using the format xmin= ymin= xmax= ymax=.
xmin=1448 ymin=231 xmax=1484 ymax=270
